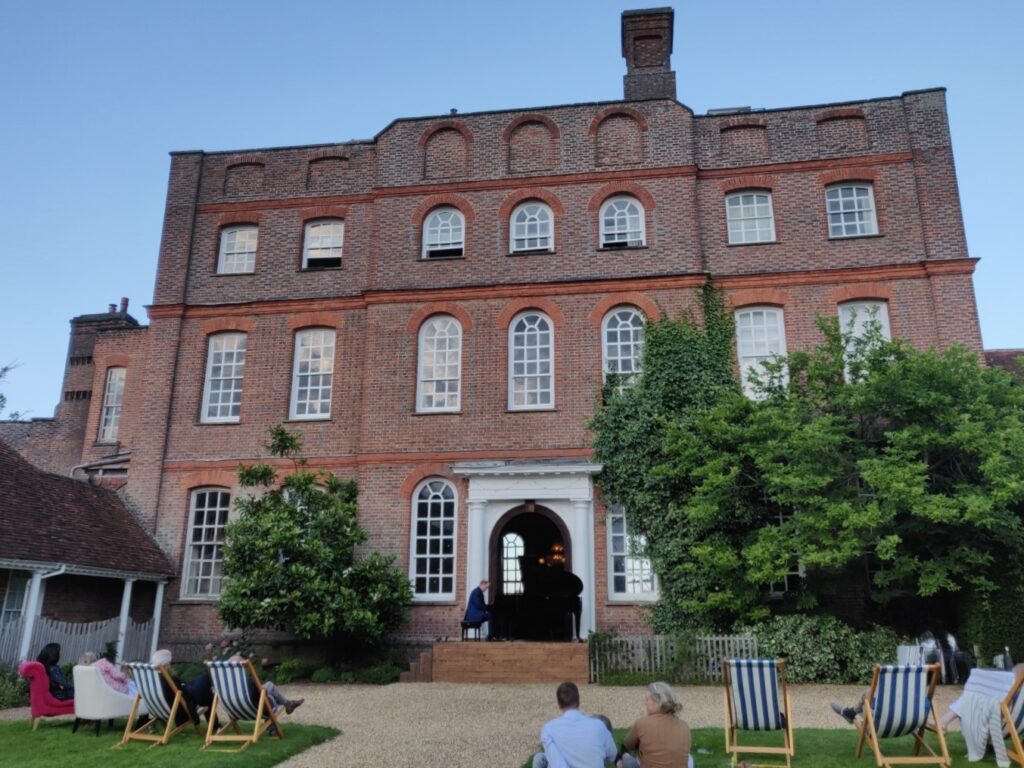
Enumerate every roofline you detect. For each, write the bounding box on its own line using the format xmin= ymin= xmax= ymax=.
xmin=698 ymin=88 xmax=947 ymax=119
xmin=0 ymin=557 xmax=171 ymax=581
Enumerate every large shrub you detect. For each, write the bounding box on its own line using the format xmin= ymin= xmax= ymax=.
xmin=0 ymin=666 xmax=28 ymax=710
xmin=737 ymin=614 xmax=905 ymax=684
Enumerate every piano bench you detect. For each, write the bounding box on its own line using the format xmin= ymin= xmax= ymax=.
xmin=461 ymin=620 xmax=484 ymax=641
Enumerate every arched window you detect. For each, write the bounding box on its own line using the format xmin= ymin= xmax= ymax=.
xmin=201 ymin=333 xmax=247 ymax=423
xmin=410 ymin=479 xmax=457 ymax=600
xmin=509 ymin=312 xmax=554 ymax=410
xmin=599 ymin=196 xmax=645 ymax=248
xmin=602 ymin=308 xmax=645 ymax=383
xmin=182 ymin=487 xmax=232 ymax=597
xmin=98 ymin=366 xmax=126 ymax=443
xmin=417 ymin=316 xmax=462 ymax=412
xmin=290 ymin=328 xmax=335 ymax=420
xmin=302 ymin=218 xmax=344 ymax=269
xmin=510 ymin=202 xmax=553 ymax=253
xmin=502 ymin=533 xmax=525 ymax=595
xmin=422 ymin=207 xmax=465 ymax=258
xmin=217 ymin=225 xmax=258 ymax=274
xmin=826 ymin=183 xmax=877 ymax=238
xmin=726 ymin=191 xmax=775 ymax=244
xmin=735 ymin=307 xmax=787 ymax=398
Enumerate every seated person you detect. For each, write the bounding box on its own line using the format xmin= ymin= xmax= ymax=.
xmin=78 ymin=651 xmax=138 ymax=697
xmin=150 ymin=648 xmax=195 ymax=725
xmin=464 ymin=579 xmax=493 ymax=639
xmin=533 ymin=681 xmax=616 ymax=768
xmin=36 ymin=642 xmax=73 ymax=701
xmin=224 ymin=654 xmax=304 ymax=714
xmin=618 ymin=682 xmax=693 ymax=768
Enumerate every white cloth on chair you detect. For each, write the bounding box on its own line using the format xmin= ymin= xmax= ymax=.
xmin=960 ymin=691 xmax=1009 ymax=767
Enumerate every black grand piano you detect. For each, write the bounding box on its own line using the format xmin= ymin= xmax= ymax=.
xmin=491 ymin=555 xmax=583 ymax=641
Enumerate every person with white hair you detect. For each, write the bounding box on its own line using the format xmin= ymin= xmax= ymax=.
xmin=78 ymin=651 xmax=137 ymax=697
xmin=617 ymin=681 xmax=693 ymax=768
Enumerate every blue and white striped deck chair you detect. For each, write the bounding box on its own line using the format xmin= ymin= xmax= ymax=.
xmin=856 ymin=664 xmax=949 ymax=768
xmin=116 ymin=663 xmax=198 ymax=748
xmin=1000 ymin=670 xmax=1024 ymax=767
xmin=723 ymin=658 xmax=794 ymax=768
xmin=202 ymin=659 xmax=283 ymax=752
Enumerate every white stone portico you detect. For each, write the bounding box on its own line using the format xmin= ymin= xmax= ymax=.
xmin=452 ymin=459 xmax=603 ymax=637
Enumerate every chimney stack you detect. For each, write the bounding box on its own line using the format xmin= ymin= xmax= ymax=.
xmin=108 ymin=303 xmax=117 ymax=314
xmin=621 ymin=7 xmax=676 ymax=101
xmin=120 ymin=297 xmax=129 ymax=314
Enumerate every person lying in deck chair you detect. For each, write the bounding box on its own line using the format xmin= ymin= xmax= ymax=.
xmin=225 ymin=654 xmax=304 ymax=715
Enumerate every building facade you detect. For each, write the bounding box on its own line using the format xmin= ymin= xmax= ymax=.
xmin=1 ymin=8 xmax=982 ymax=652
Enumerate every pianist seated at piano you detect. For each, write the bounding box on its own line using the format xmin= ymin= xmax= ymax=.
xmin=464 ymin=579 xmax=495 ymax=640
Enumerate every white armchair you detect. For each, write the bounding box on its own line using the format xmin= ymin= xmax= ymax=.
xmin=72 ymin=664 xmax=147 ymax=736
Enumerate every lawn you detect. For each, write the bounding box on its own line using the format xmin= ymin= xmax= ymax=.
xmin=0 ymin=718 xmax=339 ymax=768
xmin=522 ymin=727 xmax=980 ymax=768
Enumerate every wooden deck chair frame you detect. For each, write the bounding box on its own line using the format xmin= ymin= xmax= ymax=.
xmin=116 ymin=664 xmax=199 ymax=748
xmin=723 ymin=658 xmax=795 ymax=768
xmin=1000 ymin=669 xmax=1024 ymax=767
xmin=856 ymin=663 xmax=949 ymax=768
xmin=202 ymin=659 xmax=284 ymax=753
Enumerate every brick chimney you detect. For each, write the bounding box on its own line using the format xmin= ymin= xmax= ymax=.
xmin=622 ymin=7 xmax=676 ymax=101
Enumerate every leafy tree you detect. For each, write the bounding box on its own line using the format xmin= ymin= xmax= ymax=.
xmin=600 ymin=307 xmax=1024 ymax=632
xmin=0 ymin=363 xmax=22 ymax=420
xmin=218 ymin=426 xmax=412 ymax=654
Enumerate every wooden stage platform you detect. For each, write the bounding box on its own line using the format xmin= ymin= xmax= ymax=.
xmin=400 ymin=641 xmax=589 ymax=683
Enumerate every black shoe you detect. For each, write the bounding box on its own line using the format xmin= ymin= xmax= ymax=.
xmin=830 ymin=702 xmax=857 ymax=724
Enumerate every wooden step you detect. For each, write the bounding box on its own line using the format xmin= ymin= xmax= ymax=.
xmin=431 ymin=641 xmax=588 ymax=684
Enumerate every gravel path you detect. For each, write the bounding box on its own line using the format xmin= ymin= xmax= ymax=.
xmin=1 ymin=682 xmax=963 ymax=767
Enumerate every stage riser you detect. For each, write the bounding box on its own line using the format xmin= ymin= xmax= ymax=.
xmin=430 ymin=642 xmax=589 ymax=683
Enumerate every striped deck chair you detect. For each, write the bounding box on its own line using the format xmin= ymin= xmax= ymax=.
xmin=202 ymin=659 xmax=283 ymax=752
xmin=856 ymin=664 xmax=949 ymax=768
xmin=116 ymin=663 xmax=198 ymax=748
xmin=723 ymin=658 xmax=795 ymax=768
xmin=1001 ymin=669 xmax=1024 ymax=766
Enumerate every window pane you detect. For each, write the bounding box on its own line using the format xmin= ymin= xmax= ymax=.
xmin=826 ymin=185 xmax=877 ymax=238
xmin=735 ymin=308 xmax=786 ymax=398
xmin=600 ymin=197 xmax=645 ymax=247
xmin=98 ymin=367 xmax=126 ymax=442
xmin=423 ymin=207 xmax=465 ymax=256
xmin=290 ymin=328 xmax=335 ymax=419
xmin=602 ymin=308 xmax=645 ymax=385
xmin=410 ymin=480 xmax=457 ymax=599
xmin=608 ymin=505 xmax=656 ymax=597
xmin=201 ymin=333 xmax=246 ymax=422
xmin=511 ymin=203 xmax=553 ymax=252
xmin=725 ymin=192 xmax=775 ymax=244
xmin=303 ymin=219 xmax=344 ymax=268
xmin=417 ymin=316 xmax=462 ymax=412
xmin=217 ymin=225 xmax=258 ymax=273
xmin=509 ymin=313 xmax=553 ymax=409
xmin=184 ymin=488 xmax=232 ymax=597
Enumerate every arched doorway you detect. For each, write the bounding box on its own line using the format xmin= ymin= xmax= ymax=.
xmin=487 ymin=503 xmax=582 ymax=641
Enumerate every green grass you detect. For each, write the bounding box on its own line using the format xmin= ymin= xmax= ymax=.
xmin=0 ymin=718 xmax=338 ymax=768
xmin=522 ymin=727 xmax=977 ymax=768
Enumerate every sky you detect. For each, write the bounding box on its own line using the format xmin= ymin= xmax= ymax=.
xmin=1 ymin=0 xmax=1021 ymax=419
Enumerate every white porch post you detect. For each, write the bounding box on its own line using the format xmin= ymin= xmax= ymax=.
xmin=114 ymin=578 xmax=135 ymax=663
xmin=572 ymin=498 xmax=597 ymax=638
xmin=16 ymin=571 xmax=44 ymax=662
xmin=466 ymin=500 xmax=489 ymax=595
xmin=149 ymin=581 xmax=165 ymax=658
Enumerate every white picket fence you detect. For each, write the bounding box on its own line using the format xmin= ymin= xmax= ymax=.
xmin=0 ymin=616 xmax=153 ymax=667
xmin=589 ymin=634 xmax=758 ymax=683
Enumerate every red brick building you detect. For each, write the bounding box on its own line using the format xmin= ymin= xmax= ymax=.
xmin=0 ymin=8 xmax=982 ymax=653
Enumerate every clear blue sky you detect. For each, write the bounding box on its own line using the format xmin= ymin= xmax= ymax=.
xmin=1 ymin=0 xmax=1021 ymax=419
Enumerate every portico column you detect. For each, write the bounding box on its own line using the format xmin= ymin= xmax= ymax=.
xmin=572 ymin=498 xmax=597 ymax=638
xmin=149 ymin=581 xmax=165 ymax=659
xmin=466 ymin=500 xmax=489 ymax=596
xmin=115 ymin=578 xmax=135 ymax=663
xmin=17 ymin=571 xmax=44 ymax=662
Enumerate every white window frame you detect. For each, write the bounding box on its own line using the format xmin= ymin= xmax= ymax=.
xmin=1 ymin=571 xmax=30 ymax=624
xmin=602 ymin=307 xmax=645 ymax=383
xmin=735 ymin=307 xmax=787 ymax=399
xmin=607 ymin=505 xmax=658 ymax=601
xmin=839 ymin=300 xmax=891 ymax=343
xmin=181 ymin=488 xmax=232 ymax=599
xmin=409 ymin=479 xmax=457 ymax=602
xmin=289 ymin=328 xmax=335 ymax=420
xmin=416 ymin=315 xmax=462 ymax=413
xmin=302 ymin=218 xmax=344 ymax=269
xmin=726 ymin=191 xmax=776 ymax=244
xmin=826 ymin=184 xmax=878 ymax=238
xmin=508 ymin=311 xmax=554 ymax=410
xmin=509 ymin=202 xmax=554 ymax=253
xmin=501 ymin=532 xmax=525 ymax=595
xmin=200 ymin=333 xmax=247 ymax=424
xmin=217 ymin=225 xmax=258 ymax=274
xmin=422 ymin=207 xmax=465 ymax=258
xmin=599 ymin=196 xmax=646 ymax=248
xmin=97 ymin=366 xmax=126 ymax=443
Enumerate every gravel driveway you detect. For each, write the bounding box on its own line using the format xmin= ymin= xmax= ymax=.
xmin=1 ymin=681 xmax=963 ymax=767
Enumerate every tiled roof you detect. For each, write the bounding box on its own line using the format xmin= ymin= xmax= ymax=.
xmin=0 ymin=440 xmax=172 ymax=576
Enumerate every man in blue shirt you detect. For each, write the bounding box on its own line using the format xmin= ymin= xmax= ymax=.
xmin=533 ymin=681 xmax=617 ymax=768
xmin=464 ymin=579 xmax=494 ymax=639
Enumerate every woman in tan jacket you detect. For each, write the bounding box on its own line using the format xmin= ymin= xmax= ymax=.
xmin=618 ymin=681 xmax=693 ymax=768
